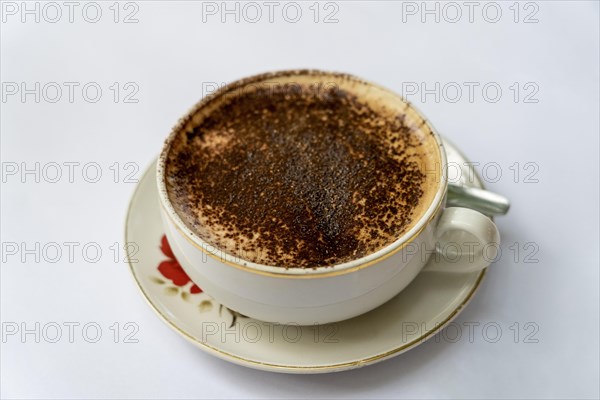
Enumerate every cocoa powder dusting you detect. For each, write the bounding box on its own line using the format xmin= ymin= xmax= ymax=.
xmin=165 ymin=83 xmax=429 ymax=268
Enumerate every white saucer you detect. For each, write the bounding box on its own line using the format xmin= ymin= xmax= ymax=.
xmin=125 ymin=138 xmax=487 ymax=374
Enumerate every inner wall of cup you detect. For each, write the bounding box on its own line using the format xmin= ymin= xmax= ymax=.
xmin=158 ymin=70 xmax=444 ymax=270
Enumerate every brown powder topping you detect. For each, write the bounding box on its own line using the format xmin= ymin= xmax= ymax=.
xmin=165 ymin=82 xmax=432 ymax=268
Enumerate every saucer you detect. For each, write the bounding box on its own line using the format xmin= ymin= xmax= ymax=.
xmin=125 ymin=138 xmax=487 ymax=374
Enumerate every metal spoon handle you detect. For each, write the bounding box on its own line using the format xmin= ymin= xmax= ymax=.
xmin=446 ymin=184 xmax=510 ymax=216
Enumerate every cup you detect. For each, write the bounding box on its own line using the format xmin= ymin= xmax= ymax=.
xmin=156 ymin=70 xmax=500 ymax=325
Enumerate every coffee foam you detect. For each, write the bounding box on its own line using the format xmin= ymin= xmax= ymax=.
xmin=164 ymin=71 xmax=441 ymax=268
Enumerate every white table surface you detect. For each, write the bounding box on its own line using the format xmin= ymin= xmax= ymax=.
xmin=1 ymin=1 xmax=599 ymax=398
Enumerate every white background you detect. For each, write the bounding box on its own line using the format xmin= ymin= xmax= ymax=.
xmin=1 ymin=1 xmax=599 ymax=398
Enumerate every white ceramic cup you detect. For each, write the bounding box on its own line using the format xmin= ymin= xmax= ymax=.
xmin=156 ymin=70 xmax=500 ymax=325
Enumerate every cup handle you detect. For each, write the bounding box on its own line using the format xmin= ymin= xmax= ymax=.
xmin=423 ymin=207 xmax=500 ymax=273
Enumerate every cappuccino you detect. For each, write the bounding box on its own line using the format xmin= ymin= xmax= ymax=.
xmin=164 ymin=71 xmax=440 ymax=268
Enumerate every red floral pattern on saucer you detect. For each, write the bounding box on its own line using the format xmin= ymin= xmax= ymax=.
xmin=150 ymin=235 xmax=246 ymax=327
xmin=158 ymin=235 xmax=202 ymax=294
